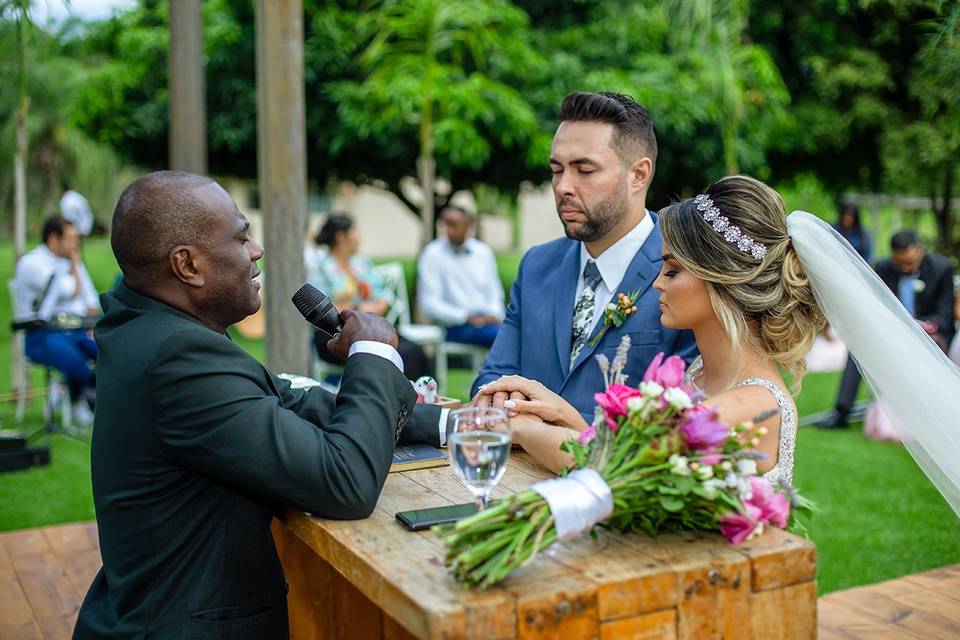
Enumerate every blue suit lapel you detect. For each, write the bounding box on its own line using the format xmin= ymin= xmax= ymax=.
xmin=553 ymin=242 xmax=581 ymax=377
xmin=566 ymin=216 xmax=664 ymax=378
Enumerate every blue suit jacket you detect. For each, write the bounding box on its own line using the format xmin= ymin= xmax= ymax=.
xmin=473 ymin=213 xmax=698 ymax=420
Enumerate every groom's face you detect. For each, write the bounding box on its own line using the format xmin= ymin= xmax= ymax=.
xmin=550 ymin=122 xmax=629 ymax=243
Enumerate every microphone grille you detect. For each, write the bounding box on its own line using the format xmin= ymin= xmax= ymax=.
xmin=291 ymin=283 xmax=326 ymax=319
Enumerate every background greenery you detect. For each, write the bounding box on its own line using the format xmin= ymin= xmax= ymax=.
xmin=2 ymin=0 xmax=959 ymax=253
xmin=0 ymin=239 xmax=958 ymax=597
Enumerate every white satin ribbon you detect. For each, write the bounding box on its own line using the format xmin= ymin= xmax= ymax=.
xmin=531 ymin=468 xmax=613 ymax=540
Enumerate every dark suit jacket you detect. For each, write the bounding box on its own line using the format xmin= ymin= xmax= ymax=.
xmin=473 ymin=213 xmax=698 ymax=421
xmin=73 ymin=284 xmax=441 ymax=640
xmin=875 ymin=252 xmax=955 ymax=344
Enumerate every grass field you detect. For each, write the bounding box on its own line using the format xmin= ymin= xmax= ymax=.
xmin=0 ymin=237 xmax=958 ymax=596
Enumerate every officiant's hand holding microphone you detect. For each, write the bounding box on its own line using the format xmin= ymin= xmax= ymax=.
xmin=293 ymin=284 xmax=399 ymax=360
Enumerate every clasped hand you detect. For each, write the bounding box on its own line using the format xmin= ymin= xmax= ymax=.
xmin=469 ymin=375 xmax=589 ymax=433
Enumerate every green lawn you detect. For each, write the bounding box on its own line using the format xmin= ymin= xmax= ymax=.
xmin=1 ymin=238 xmax=958 ymax=596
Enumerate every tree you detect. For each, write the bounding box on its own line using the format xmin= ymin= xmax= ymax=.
xmin=880 ymin=3 xmax=960 ymax=255
xmin=330 ymin=0 xmax=544 ymax=242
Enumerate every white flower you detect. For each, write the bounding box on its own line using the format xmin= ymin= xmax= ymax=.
xmin=669 ymin=454 xmax=691 ymax=476
xmin=606 ymin=302 xmax=618 ymax=312
xmin=626 ymin=396 xmax=647 ymax=414
xmin=639 ymin=381 xmax=664 ymax=398
xmin=747 ymin=522 xmax=765 ymax=541
xmin=736 ymin=476 xmax=753 ymax=501
xmin=913 ymin=279 xmax=926 ymax=293
xmin=702 ymin=478 xmax=725 ymax=500
xmin=721 ymin=461 xmax=733 ymax=472
xmin=723 ymin=471 xmax=739 ymax=489
xmin=737 ymin=459 xmax=758 ymax=477
xmin=696 ymin=464 xmax=714 ymax=480
xmin=663 ymin=387 xmax=693 ymax=410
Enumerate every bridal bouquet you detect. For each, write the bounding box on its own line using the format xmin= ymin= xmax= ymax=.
xmin=436 ymin=337 xmax=811 ymax=589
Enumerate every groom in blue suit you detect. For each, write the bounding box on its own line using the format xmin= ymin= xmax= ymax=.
xmin=472 ymin=92 xmax=697 ymax=419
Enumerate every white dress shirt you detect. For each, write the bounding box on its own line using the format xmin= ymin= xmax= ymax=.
xmin=12 ymin=245 xmax=99 ymax=320
xmin=347 ymin=341 xmax=449 ymax=444
xmin=575 ymin=213 xmax=655 ymax=333
xmin=417 ymin=237 xmax=505 ymax=326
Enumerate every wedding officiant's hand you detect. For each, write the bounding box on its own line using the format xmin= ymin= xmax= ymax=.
xmin=473 ymin=376 xmax=589 ymax=432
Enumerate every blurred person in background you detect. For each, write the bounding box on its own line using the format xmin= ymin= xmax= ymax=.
xmin=12 ymin=216 xmax=100 ymax=425
xmin=308 ymin=214 xmax=433 ymax=380
xmin=816 ymin=230 xmax=955 ymax=429
xmin=417 ymin=204 xmax=504 ymax=347
xmin=831 ymin=201 xmax=871 ymax=261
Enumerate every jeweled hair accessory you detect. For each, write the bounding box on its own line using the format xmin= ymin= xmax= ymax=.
xmin=694 ymin=193 xmax=767 ymax=260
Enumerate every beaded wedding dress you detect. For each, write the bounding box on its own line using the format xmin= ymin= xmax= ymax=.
xmin=684 ymin=356 xmax=797 ymax=486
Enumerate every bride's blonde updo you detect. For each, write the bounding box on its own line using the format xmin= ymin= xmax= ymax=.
xmin=658 ymin=175 xmax=826 ymax=386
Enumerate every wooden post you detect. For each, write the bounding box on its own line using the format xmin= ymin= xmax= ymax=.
xmin=168 ymin=0 xmax=207 ymax=174
xmin=255 ymin=0 xmax=308 ymax=375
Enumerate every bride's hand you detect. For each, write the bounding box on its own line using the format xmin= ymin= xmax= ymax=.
xmin=476 ymin=376 xmax=589 ymax=432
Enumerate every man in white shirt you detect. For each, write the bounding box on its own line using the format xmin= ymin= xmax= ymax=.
xmin=417 ymin=205 xmax=504 ymax=347
xmin=12 ymin=216 xmax=100 ymax=424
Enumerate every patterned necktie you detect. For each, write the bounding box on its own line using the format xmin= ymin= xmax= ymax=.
xmin=570 ymin=260 xmax=603 ymax=367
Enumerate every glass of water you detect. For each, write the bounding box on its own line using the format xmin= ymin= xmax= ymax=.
xmin=448 ymin=407 xmax=511 ymax=510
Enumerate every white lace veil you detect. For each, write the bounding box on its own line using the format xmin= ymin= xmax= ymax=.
xmin=787 ymin=211 xmax=960 ymax=518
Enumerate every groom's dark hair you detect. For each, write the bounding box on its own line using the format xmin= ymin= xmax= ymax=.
xmin=558 ymin=92 xmax=658 ymax=166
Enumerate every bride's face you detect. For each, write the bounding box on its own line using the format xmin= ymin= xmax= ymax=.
xmin=653 ymin=245 xmax=715 ymax=330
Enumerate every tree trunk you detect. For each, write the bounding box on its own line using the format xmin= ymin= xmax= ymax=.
xmin=14 ymin=11 xmax=28 ymax=261
xmin=935 ymin=165 xmax=955 ymax=258
xmin=418 ymin=152 xmax=436 ymax=248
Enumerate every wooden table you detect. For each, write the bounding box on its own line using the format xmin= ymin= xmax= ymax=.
xmin=274 ymin=452 xmax=817 ymax=640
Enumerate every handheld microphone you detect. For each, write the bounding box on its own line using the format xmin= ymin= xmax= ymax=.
xmin=292 ymin=284 xmax=344 ymax=336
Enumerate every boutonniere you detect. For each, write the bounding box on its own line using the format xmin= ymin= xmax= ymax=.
xmin=913 ymin=279 xmax=926 ymax=293
xmin=588 ymin=289 xmax=641 ymax=347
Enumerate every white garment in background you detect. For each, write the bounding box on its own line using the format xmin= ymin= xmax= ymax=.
xmin=417 ymin=237 xmax=504 ymax=326
xmin=575 ymin=213 xmax=654 ymax=333
xmin=12 ymin=245 xmax=99 ymax=320
xmin=59 ymin=190 xmax=94 ymax=236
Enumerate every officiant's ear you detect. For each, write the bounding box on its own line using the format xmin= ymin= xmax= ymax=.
xmin=627 ymin=156 xmax=654 ymax=194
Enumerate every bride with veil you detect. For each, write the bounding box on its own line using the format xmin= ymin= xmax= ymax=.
xmin=475 ymin=175 xmax=960 ymax=520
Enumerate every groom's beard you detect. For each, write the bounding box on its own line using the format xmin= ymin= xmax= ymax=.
xmin=558 ymin=176 xmax=629 ymax=244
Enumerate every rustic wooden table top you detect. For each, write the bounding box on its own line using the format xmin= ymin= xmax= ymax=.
xmin=280 ymin=451 xmax=819 ymax=640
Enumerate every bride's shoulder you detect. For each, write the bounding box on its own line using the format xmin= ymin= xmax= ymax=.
xmin=703 ymin=382 xmax=790 ymax=429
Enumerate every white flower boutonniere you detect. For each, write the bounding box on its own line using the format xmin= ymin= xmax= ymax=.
xmin=913 ymin=279 xmax=926 ymax=294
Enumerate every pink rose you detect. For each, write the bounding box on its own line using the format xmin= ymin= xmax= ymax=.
xmin=719 ymin=503 xmax=762 ymax=544
xmin=699 ymin=449 xmax=722 ymax=466
xmin=578 ymin=425 xmax=597 ymax=444
xmin=680 ymin=410 xmax=730 ymax=451
xmin=595 ymin=383 xmax=641 ymax=422
xmin=642 ymin=352 xmax=687 ymax=388
xmin=747 ymin=476 xmax=790 ymax=529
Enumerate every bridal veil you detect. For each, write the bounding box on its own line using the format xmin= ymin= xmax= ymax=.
xmin=787 ymin=211 xmax=960 ymax=518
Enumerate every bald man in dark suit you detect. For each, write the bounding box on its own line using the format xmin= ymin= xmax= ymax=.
xmin=73 ymin=171 xmax=445 ymax=639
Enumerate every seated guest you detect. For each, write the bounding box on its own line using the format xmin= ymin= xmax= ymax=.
xmin=309 ymin=213 xmax=432 ymax=380
xmin=74 ymin=171 xmax=448 ymax=639
xmin=12 ymin=215 xmax=99 ymax=425
xmin=417 ymin=205 xmax=504 ymax=347
xmin=832 ymin=201 xmax=871 ymax=261
xmin=817 ymin=229 xmax=955 ymax=428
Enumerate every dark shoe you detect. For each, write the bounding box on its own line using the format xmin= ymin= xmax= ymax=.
xmin=814 ymin=411 xmax=849 ymax=429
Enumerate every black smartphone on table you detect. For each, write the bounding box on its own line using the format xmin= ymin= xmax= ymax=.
xmin=395 ymin=503 xmax=478 ymax=531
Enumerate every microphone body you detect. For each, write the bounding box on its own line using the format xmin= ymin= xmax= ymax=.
xmin=292 ymin=284 xmax=344 ymax=335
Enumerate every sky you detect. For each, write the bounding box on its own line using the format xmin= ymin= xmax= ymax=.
xmin=30 ymin=0 xmax=137 ymax=25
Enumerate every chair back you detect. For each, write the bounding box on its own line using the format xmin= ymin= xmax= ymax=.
xmin=374 ymin=262 xmax=412 ymax=327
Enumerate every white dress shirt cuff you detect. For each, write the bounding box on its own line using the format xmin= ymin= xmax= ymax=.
xmin=439 ymin=408 xmax=450 ymax=447
xmin=348 ymin=341 xmax=404 ymax=373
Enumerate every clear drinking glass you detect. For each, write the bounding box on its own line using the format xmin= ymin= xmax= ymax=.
xmin=448 ymin=407 xmax=511 ymax=510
